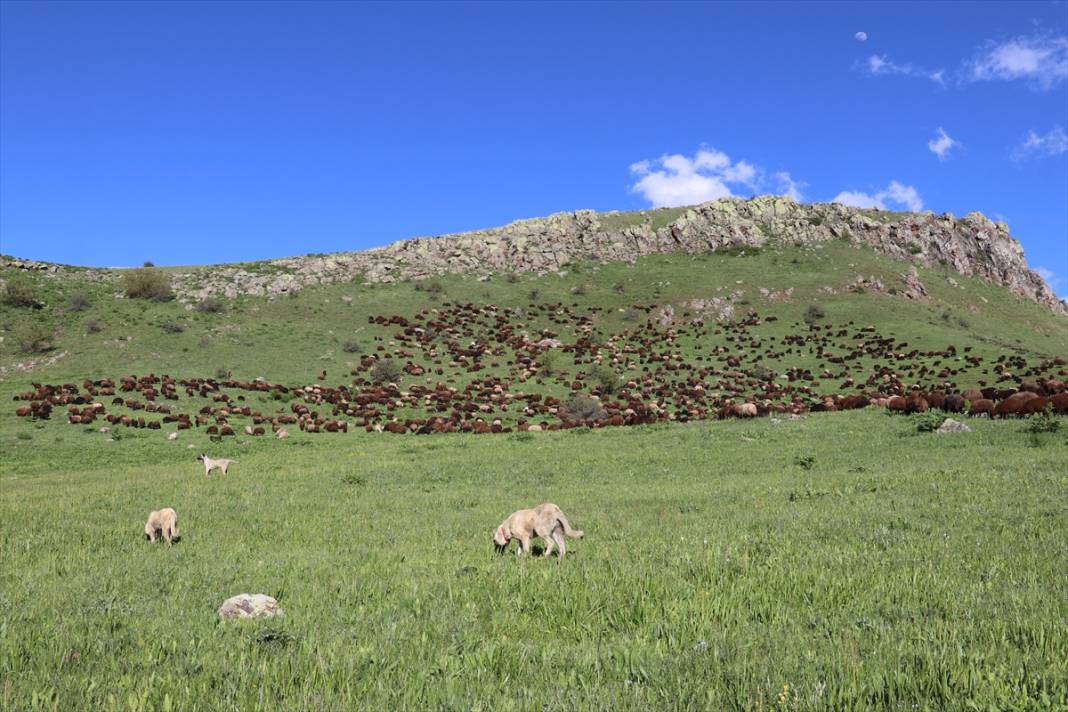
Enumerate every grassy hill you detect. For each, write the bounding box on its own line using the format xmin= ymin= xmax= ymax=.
xmin=1 ymin=236 xmax=1066 ymax=709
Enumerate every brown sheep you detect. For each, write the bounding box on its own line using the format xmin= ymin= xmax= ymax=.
xmin=904 ymin=394 xmax=929 ymax=414
xmin=969 ymin=398 xmax=994 ymax=417
xmin=943 ymin=394 xmax=966 ymax=413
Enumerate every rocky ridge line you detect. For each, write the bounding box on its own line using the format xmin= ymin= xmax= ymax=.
xmin=3 ymin=196 xmax=1065 ymax=315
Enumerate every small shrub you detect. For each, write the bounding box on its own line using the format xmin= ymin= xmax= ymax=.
xmin=1 ymin=277 xmax=39 ymax=308
xmin=807 ymin=216 xmax=823 ymax=226
xmin=804 ymin=304 xmax=826 ymax=324
xmin=340 ymin=474 xmax=366 ymax=486
xmin=956 ymin=316 xmax=970 ymax=329
xmin=142 ymin=260 xmax=155 ymax=267
xmin=753 ymin=363 xmax=774 ymax=381
xmin=250 ymin=626 xmax=295 ymax=647
xmin=1025 ymin=409 xmax=1061 ymax=435
xmin=908 ymin=243 xmax=923 ymax=255
xmin=214 ymin=367 xmax=229 ymax=380
xmin=123 ymin=268 xmax=174 ymax=302
xmin=370 ymin=358 xmax=402 ymax=383
xmin=571 ymin=284 xmax=587 ymax=296
xmin=160 ymin=322 xmax=185 ymax=334
xmin=613 ymin=282 xmax=626 ymax=294
xmin=425 ymin=281 xmax=444 ymax=295
xmin=563 ymin=394 xmax=606 ymax=423
xmin=527 ymin=289 xmax=540 ymax=302
xmin=67 ymin=292 xmax=91 ymax=312
xmin=587 ymin=364 xmax=620 ymax=395
xmin=620 ymin=307 xmax=640 ymax=322
xmin=506 ymin=273 xmax=520 ymax=283
xmin=342 ymin=340 xmax=362 ymax=354
xmin=85 ymin=319 xmax=103 ymax=334
xmin=15 ymin=323 xmax=54 ymax=354
xmin=913 ymin=412 xmax=944 ymax=433
xmin=794 ymin=455 xmax=815 ymax=471
xmin=537 ymin=351 xmax=559 ymax=377
xmin=196 ymin=298 xmax=225 ymax=314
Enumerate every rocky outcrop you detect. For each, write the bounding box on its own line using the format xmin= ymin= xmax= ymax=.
xmin=4 ymin=196 xmax=1065 ymax=314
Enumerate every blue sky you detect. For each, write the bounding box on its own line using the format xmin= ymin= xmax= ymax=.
xmin=1 ymin=1 xmax=1066 ymax=294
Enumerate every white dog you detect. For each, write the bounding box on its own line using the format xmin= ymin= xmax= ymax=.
xmin=197 ymin=454 xmax=236 ymax=477
xmin=144 ymin=508 xmax=179 ymax=545
xmin=493 ymin=503 xmax=584 ymax=559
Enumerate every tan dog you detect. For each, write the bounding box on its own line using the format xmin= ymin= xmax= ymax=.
xmin=197 ymin=454 xmax=236 ymax=477
xmin=493 ymin=503 xmax=584 ymax=559
xmin=144 ymin=508 xmax=179 ymax=546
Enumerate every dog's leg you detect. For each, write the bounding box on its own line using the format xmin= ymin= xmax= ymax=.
xmin=543 ymin=536 xmax=554 ymax=557
xmin=517 ymin=536 xmax=530 ymax=556
xmin=553 ymin=531 xmax=566 ymax=560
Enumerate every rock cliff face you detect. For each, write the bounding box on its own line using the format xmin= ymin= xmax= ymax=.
xmin=4 ymin=196 xmax=1065 ymax=314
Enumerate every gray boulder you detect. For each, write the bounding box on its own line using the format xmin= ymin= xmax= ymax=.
xmin=217 ymin=593 xmax=284 ymax=620
xmin=936 ymin=418 xmax=971 ymax=434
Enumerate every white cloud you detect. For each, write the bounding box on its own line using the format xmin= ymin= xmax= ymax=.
xmin=855 ymin=31 xmax=867 ymax=42
xmin=865 ymin=54 xmax=945 ymax=84
xmin=1012 ymin=126 xmax=1068 ymax=159
xmin=832 ymin=181 xmax=924 ymax=212
xmin=775 ymin=172 xmax=805 ymax=202
xmin=629 ymin=148 xmax=763 ymax=207
xmin=965 ymin=34 xmax=1067 ymax=89
xmin=927 ymin=127 xmax=959 ymax=160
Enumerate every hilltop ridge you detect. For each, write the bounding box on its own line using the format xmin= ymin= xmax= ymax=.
xmin=2 ymin=196 xmax=1065 ymax=315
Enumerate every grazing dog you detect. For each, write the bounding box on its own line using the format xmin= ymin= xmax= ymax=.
xmin=144 ymin=508 xmax=179 ymax=545
xmin=197 ymin=454 xmax=236 ymax=477
xmin=493 ymin=503 xmax=584 ymax=559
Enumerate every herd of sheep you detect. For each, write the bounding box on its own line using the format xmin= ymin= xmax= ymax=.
xmin=12 ymin=300 xmax=1068 ymax=437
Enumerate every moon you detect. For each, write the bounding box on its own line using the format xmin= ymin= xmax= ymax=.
xmin=855 ymin=31 xmax=868 ymax=41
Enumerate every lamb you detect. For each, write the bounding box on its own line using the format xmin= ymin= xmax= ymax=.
xmin=144 ymin=508 xmax=179 ymax=545
xmin=493 ymin=503 xmax=584 ymax=560
xmin=197 ymin=454 xmax=236 ymax=476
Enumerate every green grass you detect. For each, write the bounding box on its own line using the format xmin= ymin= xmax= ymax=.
xmin=1 ymin=411 xmax=1065 ymax=710
xmin=1 ymin=244 xmax=1066 ymax=709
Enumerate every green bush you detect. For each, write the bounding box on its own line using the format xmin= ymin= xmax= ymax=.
xmin=123 ymin=268 xmax=174 ymax=301
xmin=84 ymin=319 xmax=103 ymax=334
xmin=913 ymin=412 xmax=944 ymax=433
xmin=67 ymin=292 xmax=91 ymax=312
xmin=160 ymin=322 xmax=185 ymax=334
xmin=563 ymin=394 xmax=606 ymax=423
xmin=587 ymin=364 xmax=621 ymax=394
xmin=342 ymin=340 xmax=363 ymax=354
xmin=370 ymin=358 xmax=403 ymax=383
xmin=196 ymin=298 xmax=225 ymax=314
xmin=1 ymin=277 xmax=39 ymax=308
xmin=1025 ymin=409 xmax=1061 ymax=435
xmin=15 ymin=322 xmax=54 ymax=354
xmin=537 ymin=351 xmax=559 ymax=377
xmin=804 ymin=304 xmax=826 ymax=324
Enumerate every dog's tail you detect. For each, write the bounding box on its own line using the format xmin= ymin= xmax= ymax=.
xmin=558 ymin=514 xmax=584 ymax=539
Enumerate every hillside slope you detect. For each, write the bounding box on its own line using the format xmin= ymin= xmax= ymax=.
xmin=1 ymin=235 xmax=1065 ymax=441
xmin=3 ymin=196 xmax=1065 ymax=314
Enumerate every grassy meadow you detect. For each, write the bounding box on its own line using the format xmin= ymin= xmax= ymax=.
xmin=1 ymin=243 xmax=1067 ymax=709
xmin=1 ymin=411 xmax=1066 ymax=710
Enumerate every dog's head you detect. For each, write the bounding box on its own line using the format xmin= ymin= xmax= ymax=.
xmin=493 ymin=524 xmax=510 ymax=552
xmin=196 ymin=454 xmax=206 ymax=462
